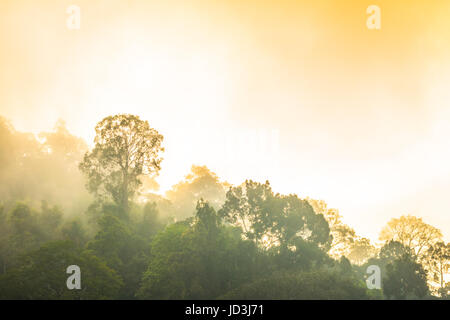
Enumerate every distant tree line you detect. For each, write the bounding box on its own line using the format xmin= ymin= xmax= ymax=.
xmin=0 ymin=114 xmax=448 ymax=299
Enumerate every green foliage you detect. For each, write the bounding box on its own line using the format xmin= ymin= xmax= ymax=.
xmin=134 ymin=202 xmax=165 ymax=240
xmin=0 ymin=241 xmax=122 ymax=299
xmin=0 ymin=114 xmax=447 ymax=300
xmin=87 ymin=214 xmax=132 ymax=271
xmin=218 ymin=271 xmax=371 ymax=300
xmin=383 ymin=253 xmax=429 ymax=299
xmin=85 ymin=202 xmax=166 ymax=299
xmin=79 ymin=114 xmax=164 ymax=213
xmin=379 ymin=240 xmax=413 ymax=263
xmin=268 ymin=237 xmax=333 ymax=272
xmin=422 ymin=242 xmax=450 ymax=297
xmin=379 ymin=215 xmax=442 ymax=257
xmin=138 ymin=202 xmax=261 ymax=299
xmin=307 ymin=198 xmax=376 ymax=265
xmin=61 ymin=220 xmax=87 ymax=248
xmin=219 ymin=180 xmax=331 ymax=250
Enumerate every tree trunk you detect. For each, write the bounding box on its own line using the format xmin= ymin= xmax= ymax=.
xmin=122 ymin=166 xmax=129 ymax=217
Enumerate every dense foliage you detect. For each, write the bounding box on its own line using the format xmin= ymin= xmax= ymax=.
xmin=0 ymin=114 xmax=448 ymax=299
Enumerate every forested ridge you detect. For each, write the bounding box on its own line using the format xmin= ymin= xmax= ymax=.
xmin=0 ymin=114 xmax=448 ymax=300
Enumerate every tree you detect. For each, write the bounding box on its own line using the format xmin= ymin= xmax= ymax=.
xmin=135 ymin=202 xmax=165 ymax=240
xmin=8 ymin=203 xmax=42 ymax=259
xmin=165 ymin=165 xmax=229 ymax=219
xmin=219 ymin=181 xmax=331 ymax=250
xmin=378 ymin=215 xmax=444 ymax=296
xmin=268 ymin=194 xmax=331 ymax=251
xmin=138 ymin=201 xmax=260 ymax=299
xmin=347 ymin=237 xmax=377 ymax=266
xmin=140 ymin=193 xmax=177 ymax=223
xmin=378 ymin=240 xmax=413 ymax=263
xmin=307 ymin=198 xmax=376 ymax=265
xmin=39 ymin=119 xmax=87 ymax=166
xmin=61 ymin=220 xmax=87 ymax=248
xmin=0 ymin=205 xmax=9 ymax=274
xmin=137 ymin=222 xmax=192 ymax=299
xmin=0 ymin=241 xmax=122 ymax=299
xmin=307 ymin=199 xmax=355 ymax=257
xmin=423 ymin=242 xmax=449 ymax=297
xmin=79 ymin=114 xmax=164 ymax=213
xmin=87 ymin=214 xmax=133 ymax=272
xmin=379 ymin=215 xmax=442 ymax=257
xmin=365 ymin=240 xmax=413 ymax=276
xmin=86 ymin=206 xmax=154 ymax=299
xmin=383 ymin=253 xmax=429 ymax=299
xmin=38 ymin=200 xmax=63 ymax=242
xmin=194 ymin=199 xmax=221 ymax=238
xmin=218 ymin=180 xmax=273 ymax=245
xmin=363 ymin=240 xmax=430 ymax=299
xmin=0 ymin=118 xmax=90 ymax=216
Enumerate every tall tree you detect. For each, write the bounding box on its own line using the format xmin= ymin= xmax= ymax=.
xmin=379 ymin=215 xmax=442 ymax=257
xmin=308 ymin=199 xmax=356 ymax=258
xmin=218 ymin=180 xmax=273 ymax=245
xmin=423 ymin=242 xmax=449 ymax=297
xmin=79 ymin=114 xmax=164 ymax=213
xmin=219 ymin=180 xmax=331 ymax=250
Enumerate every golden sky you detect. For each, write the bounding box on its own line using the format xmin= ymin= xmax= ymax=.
xmin=1 ymin=0 xmax=450 ymax=241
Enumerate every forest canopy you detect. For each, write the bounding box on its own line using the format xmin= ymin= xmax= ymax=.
xmin=0 ymin=114 xmax=448 ymax=300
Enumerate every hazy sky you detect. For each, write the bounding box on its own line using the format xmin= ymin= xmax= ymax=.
xmin=1 ymin=0 xmax=449 ymax=242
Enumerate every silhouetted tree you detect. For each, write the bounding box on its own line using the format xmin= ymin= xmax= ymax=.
xmin=79 ymin=114 xmax=164 ymax=213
